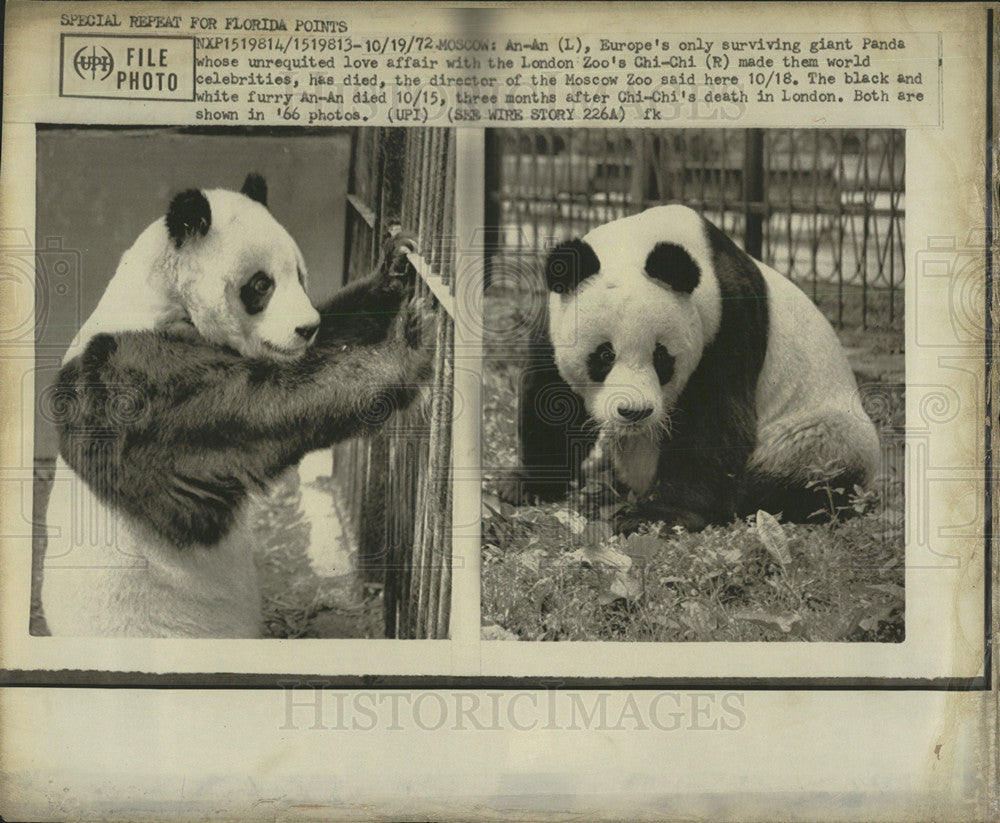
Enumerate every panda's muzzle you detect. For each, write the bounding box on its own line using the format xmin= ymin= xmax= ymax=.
xmin=295 ymin=322 xmax=319 ymax=343
xmin=593 ymin=379 xmax=660 ymax=430
xmin=261 ymin=339 xmax=310 ymax=359
xmin=617 ymin=405 xmax=654 ymax=423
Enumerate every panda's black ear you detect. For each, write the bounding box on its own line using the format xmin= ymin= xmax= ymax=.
xmin=240 ymin=173 xmax=268 ymax=207
xmin=544 ymin=239 xmax=601 ymax=295
xmin=644 ymin=242 xmax=700 ymax=293
xmin=166 ymin=189 xmax=212 ymax=248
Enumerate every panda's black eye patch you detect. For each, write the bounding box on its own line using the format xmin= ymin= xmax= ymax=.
xmin=645 ymin=242 xmax=700 ymax=294
xmin=654 ymin=343 xmax=675 ymax=385
xmin=240 ymin=271 xmax=274 ymax=315
xmin=587 ymin=342 xmax=615 ymax=383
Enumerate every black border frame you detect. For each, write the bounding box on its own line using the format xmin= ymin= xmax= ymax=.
xmin=4 ymin=7 xmax=993 ymax=694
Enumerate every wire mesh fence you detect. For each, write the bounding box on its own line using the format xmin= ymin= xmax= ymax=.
xmin=333 ymin=127 xmax=456 ymax=640
xmin=485 ymin=128 xmax=904 ymax=334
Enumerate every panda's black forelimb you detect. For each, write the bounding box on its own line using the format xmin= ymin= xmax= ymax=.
xmin=315 ymin=231 xmax=419 ymax=346
xmin=55 ymin=233 xmax=432 ymax=549
xmin=496 ymin=328 xmax=596 ymax=506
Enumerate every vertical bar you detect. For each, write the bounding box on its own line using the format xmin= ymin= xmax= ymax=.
xmin=398 ymin=130 xmax=412 ymax=228
xmin=887 ymin=131 xmax=898 ymax=326
xmin=744 ymin=129 xmax=765 ymax=260
xmin=426 ymin=311 xmax=455 ymax=637
xmin=379 ymin=129 xmax=406 ymax=243
xmin=450 ymin=129 xmax=485 ymax=660
xmin=786 ymin=129 xmax=795 ymax=276
xmin=811 ymin=130 xmax=821 ymax=302
xmin=405 ymin=129 xmax=420 ymax=228
xmin=762 ymin=132 xmax=771 ymax=261
xmin=696 ymin=130 xmax=707 ymax=215
xmin=411 ymin=422 xmax=431 ymax=638
xmin=515 ymin=130 xmax=526 ymax=248
xmin=530 ymin=129 xmax=541 ymax=249
xmin=414 ymin=129 xmax=435 ymax=638
xmin=598 ymin=131 xmax=615 ymax=221
xmin=571 ymin=130 xmax=579 ymax=229
xmin=983 ymin=6 xmax=995 ymax=658
xmin=373 ymin=129 xmax=389 ymax=260
xmin=836 ymin=130 xmax=846 ymax=328
xmin=554 ymin=130 xmax=561 ymax=227
xmin=400 ymin=438 xmax=418 ymax=637
xmin=649 ymin=131 xmax=666 ymax=206
xmin=861 ymin=130 xmax=872 ymax=329
xmin=419 ymin=131 xmax=434 ymax=243
xmin=423 ymin=129 xmax=439 ymax=268
xmin=441 ymin=130 xmax=457 ymax=288
xmin=383 ymin=435 xmax=400 ymax=638
xmin=341 ymin=129 xmax=362 ymax=287
xmin=618 ymin=129 xmax=630 ymax=217
xmin=630 ymin=130 xmax=647 ymax=212
xmin=435 ymin=317 xmax=456 ymax=638
xmin=726 ymin=130 xmax=734 ymax=231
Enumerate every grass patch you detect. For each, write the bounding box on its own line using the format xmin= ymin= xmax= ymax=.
xmin=482 ymin=496 xmax=904 ymax=642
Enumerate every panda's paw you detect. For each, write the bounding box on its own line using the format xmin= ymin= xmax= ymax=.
xmin=493 ymin=476 xmax=529 ymax=506
xmin=494 ymin=474 xmax=569 ymax=507
xmin=613 ymin=505 xmax=707 ymax=536
xmin=402 ymin=295 xmax=437 ymax=350
xmin=394 ymin=297 xmax=436 ymax=383
xmin=613 ymin=511 xmax=649 ymax=537
xmin=380 ymin=231 xmax=419 ymax=281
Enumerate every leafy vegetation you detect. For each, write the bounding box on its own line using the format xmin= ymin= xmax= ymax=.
xmin=482 ymin=483 xmax=904 ymax=642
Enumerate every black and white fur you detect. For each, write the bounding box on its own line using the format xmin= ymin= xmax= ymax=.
xmin=512 ymin=205 xmax=880 ymax=532
xmin=41 ymin=175 xmax=430 ymax=637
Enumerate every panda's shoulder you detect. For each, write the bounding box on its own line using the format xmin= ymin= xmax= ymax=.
xmin=74 ymin=327 xmax=245 ymax=383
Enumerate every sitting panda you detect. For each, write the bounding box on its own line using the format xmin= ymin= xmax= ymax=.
xmin=41 ymin=174 xmax=432 ymax=637
xmin=510 ymin=205 xmax=880 ymax=533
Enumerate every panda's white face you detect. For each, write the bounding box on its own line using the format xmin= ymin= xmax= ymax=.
xmin=173 ymin=188 xmax=319 ymax=361
xmin=546 ymin=206 xmax=721 ymax=439
xmin=550 ymin=277 xmax=702 ymax=436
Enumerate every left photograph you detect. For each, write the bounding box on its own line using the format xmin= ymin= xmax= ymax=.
xmin=31 ymin=126 xmax=456 ymax=640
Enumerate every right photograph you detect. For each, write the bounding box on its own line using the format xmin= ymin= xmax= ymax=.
xmin=480 ymin=128 xmax=905 ymax=643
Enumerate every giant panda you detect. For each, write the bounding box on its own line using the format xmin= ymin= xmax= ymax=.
xmin=41 ymin=174 xmax=431 ymax=637
xmin=510 ymin=205 xmax=881 ymax=533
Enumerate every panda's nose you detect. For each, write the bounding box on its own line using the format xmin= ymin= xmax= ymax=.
xmin=295 ymin=322 xmax=319 ymax=343
xmin=618 ymin=405 xmax=653 ymax=423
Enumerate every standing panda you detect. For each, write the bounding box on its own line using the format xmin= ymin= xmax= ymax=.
xmin=41 ymin=174 xmax=432 ymax=637
xmin=510 ymin=205 xmax=880 ymax=533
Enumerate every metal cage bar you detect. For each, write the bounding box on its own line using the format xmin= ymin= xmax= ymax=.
xmin=485 ymin=128 xmax=905 ymax=334
xmin=334 ymin=127 xmax=456 ymax=640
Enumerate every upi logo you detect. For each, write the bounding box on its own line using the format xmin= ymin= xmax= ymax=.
xmin=71 ymin=45 xmax=115 ymax=81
